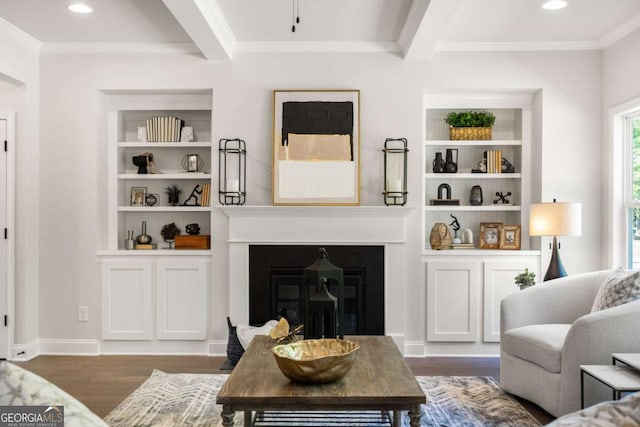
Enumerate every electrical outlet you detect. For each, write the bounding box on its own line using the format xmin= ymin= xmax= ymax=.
xmin=78 ymin=306 xmax=89 ymax=322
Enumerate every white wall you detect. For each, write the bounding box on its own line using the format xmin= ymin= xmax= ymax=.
xmin=602 ymin=27 xmax=640 ymax=267
xmin=0 ymin=19 xmax=40 ymax=354
xmin=34 ymin=49 xmax=603 ymax=351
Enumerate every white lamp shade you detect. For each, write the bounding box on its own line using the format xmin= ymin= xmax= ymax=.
xmin=529 ymin=202 xmax=582 ymax=237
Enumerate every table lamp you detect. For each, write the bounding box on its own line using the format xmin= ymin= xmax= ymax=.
xmin=529 ymin=199 xmax=582 ymax=281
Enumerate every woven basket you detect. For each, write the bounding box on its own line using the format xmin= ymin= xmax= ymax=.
xmin=449 ymin=127 xmax=492 ymax=141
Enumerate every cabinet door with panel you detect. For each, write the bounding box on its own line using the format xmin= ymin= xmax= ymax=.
xmin=426 ymin=261 xmax=481 ymax=342
xmin=483 ymin=259 xmax=539 ymax=342
xmin=156 ymin=259 xmax=209 ymax=340
xmin=101 ymin=259 xmax=153 ymax=340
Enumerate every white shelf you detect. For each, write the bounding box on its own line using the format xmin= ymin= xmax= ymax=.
xmin=425 ymin=140 xmax=521 ymax=146
xmin=424 ymin=205 xmax=520 ymax=211
xmin=424 ymin=173 xmax=521 ymax=179
xmin=118 ymin=173 xmax=212 ymax=180
xmin=423 ymin=249 xmax=541 ymax=256
xmin=119 ymin=141 xmax=212 ymax=148
xmin=97 ymin=249 xmax=212 ymax=256
xmin=118 ymin=206 xmax=212 ymax=212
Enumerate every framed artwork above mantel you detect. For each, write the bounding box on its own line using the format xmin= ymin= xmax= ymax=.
xmin=272 ymin=89 xmax=360 ymax=206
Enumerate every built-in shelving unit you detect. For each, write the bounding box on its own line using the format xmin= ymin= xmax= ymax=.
xmin=106 ymin=93 xmax=214 ymax=252
xmin=422 ymin=94 xmax=533 ymax=252
xmin=421 ymin=92 xmax=541 ymax=346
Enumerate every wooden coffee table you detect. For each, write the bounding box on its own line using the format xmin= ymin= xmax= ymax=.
xmin=217 ymin=335 xmax=425 ymax=427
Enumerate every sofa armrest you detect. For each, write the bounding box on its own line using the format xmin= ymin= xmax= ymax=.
xmin=558 ymin=299 xmax=640 ymax=412
xmin=500 ymin=270 xmax=610 ymax=334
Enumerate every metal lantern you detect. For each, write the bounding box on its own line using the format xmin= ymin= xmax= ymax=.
xmin=303 ymin=248 xmax=344 ymax=339
xmin=382 ymin=137 xmax=408 ymax=206
xmin=306 ymin=278 xmax=338 ymax=339
xmin=218 ymin=138 xmax=246 ymax=205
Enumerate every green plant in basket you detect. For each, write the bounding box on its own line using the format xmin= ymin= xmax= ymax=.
xmin=514 ymin=268 xmax=536 ymax=290
xmin=445 ymin=111 xmax=496 ymax=128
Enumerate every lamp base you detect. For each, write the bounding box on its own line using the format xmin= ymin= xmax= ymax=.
xmin=544 ymin=236 xmax=568 ymax=281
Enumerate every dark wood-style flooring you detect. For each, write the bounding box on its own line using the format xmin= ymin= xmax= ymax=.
xmin=15 ymin=355 xmax=555 ymax=425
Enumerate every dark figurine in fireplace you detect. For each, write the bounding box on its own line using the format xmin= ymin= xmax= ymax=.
xmin=303 ymin=248 xmax=344 ymax=339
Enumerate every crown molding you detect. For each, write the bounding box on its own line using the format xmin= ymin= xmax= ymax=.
xmin=234 ymin=41 xmax=401 ymax=53
xmin=0 ymin=17 xmax=41 ymax=52
xmin=599 ymin=13 xmax=640 ymax=48
xmin=40 ymin=42 xmax=201 ymax=55
xmin=435 ymin=40 xmax=601 ymax=52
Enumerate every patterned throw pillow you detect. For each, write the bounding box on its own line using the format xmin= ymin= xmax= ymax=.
xmin=591 ymin=268 xmax=640 ymax=312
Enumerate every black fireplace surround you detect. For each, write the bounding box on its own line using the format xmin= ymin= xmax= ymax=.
xmin=249 ymin=245 xmax=384 ymax=335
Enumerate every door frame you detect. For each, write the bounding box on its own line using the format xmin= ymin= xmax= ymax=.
xmin=0 ymin=112 xmax=15 ymax=359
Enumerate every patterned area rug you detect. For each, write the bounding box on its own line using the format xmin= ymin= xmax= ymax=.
xmin=104 ymin=371 xmax=541 ymax=427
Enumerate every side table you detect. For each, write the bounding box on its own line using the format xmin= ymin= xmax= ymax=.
xmin=580 ymin=364 xmax=640 ymax=409
xmin=612 ymin=353 xmax=640 ymax=370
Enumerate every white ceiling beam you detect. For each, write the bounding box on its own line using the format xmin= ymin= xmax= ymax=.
xmin=162 ymin=0 xmax=236 ymax=61
xmin=399 ymin=0 xmax=463 ymax=60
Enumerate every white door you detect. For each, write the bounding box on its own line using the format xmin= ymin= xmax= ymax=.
xmin=0 ymin=119 xmax=7 ymax=359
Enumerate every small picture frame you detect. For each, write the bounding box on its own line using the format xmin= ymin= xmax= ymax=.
xmin=130 ymin=187 xmax=147 ymax=207
xmin=499 ymin=225 xmax=521 ymax=250
xmin=479 ymin=222 xmax=502 ymax=249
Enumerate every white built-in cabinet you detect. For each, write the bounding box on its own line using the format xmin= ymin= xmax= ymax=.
xmin=98 ymin=91 xmax=214 ymax=348
xmin=423 ymin=92 xmax=540 ymax=345
xmin=425 ymin=256 xmax=539 ymax=343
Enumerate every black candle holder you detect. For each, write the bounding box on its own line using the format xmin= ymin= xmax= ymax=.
xmin=382 ymin=138 xmax=409 ymax=206
xmin=218 ymin=138 xmax=246 ymax=205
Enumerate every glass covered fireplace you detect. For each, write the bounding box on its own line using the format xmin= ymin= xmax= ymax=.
xmin=248 ymin=245 xmax=384 ymax=335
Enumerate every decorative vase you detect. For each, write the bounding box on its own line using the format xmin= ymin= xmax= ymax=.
xmin=469 ymin=185 xmax=483 ymax=206
xmin=432 ymin=152 xmax=445 ymax=173
xmin=444 ymin=149 xmax=458 ymax=173
xmin=136 ymin=220 xmax=152 ymax=244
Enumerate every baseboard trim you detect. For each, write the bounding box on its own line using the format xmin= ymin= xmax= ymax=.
xmin=404 ymin=341 xmax=425 ymax=357
xmin=208 ymin=339 xmax=226 ymax=357
xmin=39 ymin=339 xmax=100 ymax=355
xmin=12 ymin=340 xmax=39 ymax=361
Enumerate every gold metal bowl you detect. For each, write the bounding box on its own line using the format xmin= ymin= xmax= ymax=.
xmin=271 ymin=339 xmax=360 ymax=384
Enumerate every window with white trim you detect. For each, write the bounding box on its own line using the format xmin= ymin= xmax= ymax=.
xmin=626 ymin=112 xmax=640 ymax=268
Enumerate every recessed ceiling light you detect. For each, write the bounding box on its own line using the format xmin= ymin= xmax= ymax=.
xmin=67 ymin=3 xmax=93 ymax=14
xmin=542 ymin=0 xmax=567 ymax=10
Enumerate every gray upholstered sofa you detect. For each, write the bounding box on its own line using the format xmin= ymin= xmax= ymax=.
xmin=500 ymin=269 xmax=640 ymax=417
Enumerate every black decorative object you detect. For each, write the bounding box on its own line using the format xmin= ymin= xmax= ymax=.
xmin=185 ymin=223 xmax=200 ymax=235
xmin=449 ymin=214 xmax=461 ymax=240
xmin=218 ymin=138 xmax=246 ymax=205
xmin=132 ymin=154 xmax=152 ymax=174
xmin=145 ymin=193 xmax=158 ymax=207
xmin=165 ymin=184 xmax=181 ymax=207
xmin=181 ymin=185 xmax=202 ymax=206
xmin=161 ymin=222 xmax=180 ymax=249
xmin=303 ymin=248 xmax=344 ymax=340
xmin=226 ymin=317 xmax=244 ymax=366
xmin=382 ymin=137 xmax=408 ymax=206
xmin=444 ymin=148 xmax=458 ymax=173
xmin=430 ymin=183 xmax=460 ymax=206
xmin=432 ymin=152 xmax=445 ymax=173
xmin=502 ymin=157 xmax=516 ymax=173
xmin=494 ymin=191 xmax=512 ymax=204
xmin=470 ymin=185 xmax=483 ymax=206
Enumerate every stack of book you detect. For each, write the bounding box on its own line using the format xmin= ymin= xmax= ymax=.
xmin=146 ymin=116 xmax=184 ymax=142
xmin=486 ymin=149 xmax=502 ymax=174
xmin=200 ymin=183 xmax=211 ymax=207
xmin=451 ymin=243 xmax=474 ymax=249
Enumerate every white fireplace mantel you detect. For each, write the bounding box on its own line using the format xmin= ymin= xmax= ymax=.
xmin=221 ymin=205 xmax=415 ymax=353
xmin=221 ymin=205 xmax=414 ymax=244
